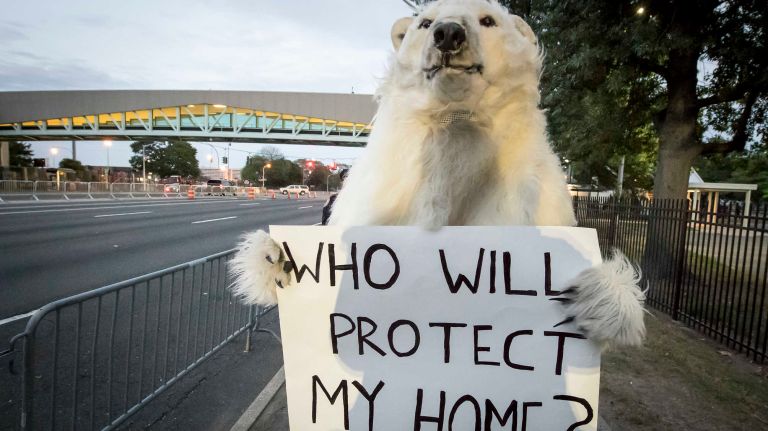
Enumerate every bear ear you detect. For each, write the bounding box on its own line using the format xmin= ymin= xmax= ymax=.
xmin=391 ymin=17 xmax=414 ymax=50
xmin=511 ymin=15 xmax=537 ymax=46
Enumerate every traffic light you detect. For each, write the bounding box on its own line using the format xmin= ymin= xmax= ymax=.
xmin=222 ymin=156 xmax=228 ymax=164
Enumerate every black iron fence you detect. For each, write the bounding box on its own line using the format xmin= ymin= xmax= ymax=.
xmin=0 ymin=249 xmax=276 ymax=431
xmin=575 ymin=197 xmax=768 ymax=362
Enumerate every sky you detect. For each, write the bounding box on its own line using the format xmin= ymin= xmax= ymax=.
xmin=1 ymin=0 xmax=414 ymax=169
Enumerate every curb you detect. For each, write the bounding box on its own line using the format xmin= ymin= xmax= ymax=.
xmin=229 ymin=366 xmax=286 ymax=431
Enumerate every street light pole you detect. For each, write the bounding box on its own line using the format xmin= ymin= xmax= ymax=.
xmin=49 ymin=147 xmax=59 ymax=167
xmin=261 ymin=163 xmax=272 ymax=189
xmin=103 ymin=139 xmax=112 ymax=183
xmin=142 ymin=144 xmax=146 ymax=189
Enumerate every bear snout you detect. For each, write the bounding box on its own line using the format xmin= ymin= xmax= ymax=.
xmin=433 ymin=22 xmax=467 ymax=53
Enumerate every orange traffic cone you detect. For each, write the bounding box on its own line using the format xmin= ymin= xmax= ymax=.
xmin=247 ymin=187 xmax=255 ymax=200
xmin=187 ymin=187 xmax=195 ymax=200
xmin=271 ymin=191 xmax=276 ymax=200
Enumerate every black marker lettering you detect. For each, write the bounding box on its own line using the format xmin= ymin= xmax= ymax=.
xmin=329 ymin=313 xmax=354 ymax=354
xmin=543 ymin=331 xmax=587 ymax=375
xmin=328 ymin=243 xmax=359 ymax=289
xmin=357 ymin=316 xmax=387 ymax=356
xmin=440 ymin=248 xmax=484 ymax=294
xmin=312 ymin=375 xmax=349 ymax=430
xmin=484 ymin=399 xmax=517 ymax=430
xmin=521 ymin=401 xmax=542 ymax=431
xmin=363 ymin=244 xmax=400 ymax=289
xmin=283 ymin=241 xmax=323 ymax=283
xmin=429 ymin=323 xmax=467 ymax=363
xmin=387 ymin=319 xmax=420 ymax=357
xmin=448 ymin=395 xmax=481 ymax=431
xmin=414 ymin=389 xmax=445 ymax=431
xmin=473 ymin=325 xmax=500 ymax=366
xmin=352 ymin=380 xmax=386 ymax=431
xmin=503 ymin=330 xmax=535 ymax=371
xmin=504 ymin=251 xmax=537 ymax=296
xmin=554 ymin=395 xmax=594 ymax=431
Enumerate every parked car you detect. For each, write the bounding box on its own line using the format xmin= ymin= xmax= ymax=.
xmin=207 ymin=179 xmax=235 ymax=196
xmin=163 ymin=183 xmax=181 ymax=193
xmin=279 ymin=185 xmax=309 ymax=195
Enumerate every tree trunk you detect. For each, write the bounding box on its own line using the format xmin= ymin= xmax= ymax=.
xmin=645 ymin=49 xmax=701 ymax=284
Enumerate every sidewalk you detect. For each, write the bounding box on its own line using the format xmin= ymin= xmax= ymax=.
xmin=116 ymin=310 xmax=284 ymax=430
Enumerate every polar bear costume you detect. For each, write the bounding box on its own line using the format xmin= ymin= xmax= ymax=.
xmin=231 ymin=0 xmax=646 ymax=347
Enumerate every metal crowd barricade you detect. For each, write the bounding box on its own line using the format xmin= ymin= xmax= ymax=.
xmin=4 ymin=249 xmax=274 ymax=430
xmin=0 ymin=180 xmax=36 ymax=201
xmin=110 ymin=182 xmax=134 ymax=198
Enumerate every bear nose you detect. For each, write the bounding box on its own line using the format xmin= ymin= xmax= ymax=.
xmin=433 ymin=22 xmax=466 ymax=53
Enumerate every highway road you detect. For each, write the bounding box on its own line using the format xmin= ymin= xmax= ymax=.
xmin=0 ymin=196 xmax=325 ymax=321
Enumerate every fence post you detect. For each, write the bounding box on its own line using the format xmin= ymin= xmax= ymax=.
xmin=671 ymin=200 xmax=689 ymax=321
xmin=20 ymin=334 xmax=32 ymax=430
xmin=32 ymin=181 xmax=39 ymax=201
xmin=244 ymin=305 xmax=255 ymax=352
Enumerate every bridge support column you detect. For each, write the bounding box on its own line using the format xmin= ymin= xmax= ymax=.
xmin=0 ymin=141 xmax=9 ymax=168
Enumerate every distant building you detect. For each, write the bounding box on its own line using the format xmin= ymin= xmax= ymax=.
xmin=201 ymin=168 xmax=241 ymax=181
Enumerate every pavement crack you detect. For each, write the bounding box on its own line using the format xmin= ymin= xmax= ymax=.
xmin=145 ymin=375 xmax=208 ymax=429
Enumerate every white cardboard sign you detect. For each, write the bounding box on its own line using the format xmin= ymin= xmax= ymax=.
xmin=270 ymin=226 xmax=602 ymax=431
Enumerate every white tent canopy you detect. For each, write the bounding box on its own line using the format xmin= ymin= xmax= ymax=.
xmin=688 ymin=168 xmax=757 ymax=226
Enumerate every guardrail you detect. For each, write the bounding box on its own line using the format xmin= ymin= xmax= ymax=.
xmin=0 ymin=181 xmax=266 ymax=201
xmin=0 ymin=250 xmax=277 ymax=430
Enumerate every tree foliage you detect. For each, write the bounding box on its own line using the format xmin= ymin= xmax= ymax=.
xmin=501 ymin=0 xmax=768 ymax=198
xmin=58 ymin=158 xmax=91 ymax=181
xmin=129 ymin=141 xmax=200 ymax=179
xmin=9 ymin=141 xmax=33 ymax=167
xmin=241 ymin=152 xmax=302 ymax=188
xmin=695 ymin=146 xmax=768 ymax=199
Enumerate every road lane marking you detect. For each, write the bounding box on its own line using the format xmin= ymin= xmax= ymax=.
xmin=0 ymin=199 xmax=240 ymax=216
xmin=94 ymin=211 xmax=152 ymax=218
xmin=239 ymin=203 xmax=261 ymax=206
xmin=0 ymin=309 xmax=38 ymax=327
xmin=192 ymin=216 xmax=238 ymax=224
xmin=312 ymin=222 xmax=321 ymax=225
xmin=297 ymin=206 xmax=313 ymax=209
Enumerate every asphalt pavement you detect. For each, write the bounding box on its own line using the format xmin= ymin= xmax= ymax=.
xmin=0 ymin=196 xmax=325 ymax=320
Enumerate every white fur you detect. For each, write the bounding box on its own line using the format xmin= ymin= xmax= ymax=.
xmin=230 ymin=0 xmax=645 ymax=346
xmin=562 ymin=250 xmax=646 ymax=346
xmin=229 ymin=230 xmax=288 ymax=305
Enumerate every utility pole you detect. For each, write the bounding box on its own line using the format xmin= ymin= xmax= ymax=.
xmin=142 ymin=144 xmax=147 ymax=189
xmin=71 ymin=140 xmax=77 ymax=161
xmin=227 ymin=143 xmax=232 ymax=181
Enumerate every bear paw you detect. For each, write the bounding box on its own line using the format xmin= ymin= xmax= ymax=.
xmin=556 ymin=250 xmax=646 ymax=347
xmin=229 ymin=230 xmax=292 ymax=305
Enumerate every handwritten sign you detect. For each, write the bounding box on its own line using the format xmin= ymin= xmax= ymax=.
xmin=270 ymin=226 xmax=602 ymax=431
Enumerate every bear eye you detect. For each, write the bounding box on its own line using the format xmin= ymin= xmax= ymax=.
xmin=418 ymin=19 xmax=433 ymax=29
xmin=479 ymin=16 xmax=496 ymax=27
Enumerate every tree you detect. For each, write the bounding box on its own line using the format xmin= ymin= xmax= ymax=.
xmin=259 ymin=145 xmax=284 ymax=161
xmin=59 ymin=158 xmax=91 ymax=181
xmin=306 ymin=163 xmax=332 ymax=190
xmin=503 ymin=0 xmax=768 ymax=199
xmin=9 ymin=141 xmax=33 ymax=167
xmin=241 ymin=155 xmax=269 ymax=184
xmin=129 ymin=141 xmax=200 ymax=179
xmin=265 ymin=159 xmax=302 ymax=187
